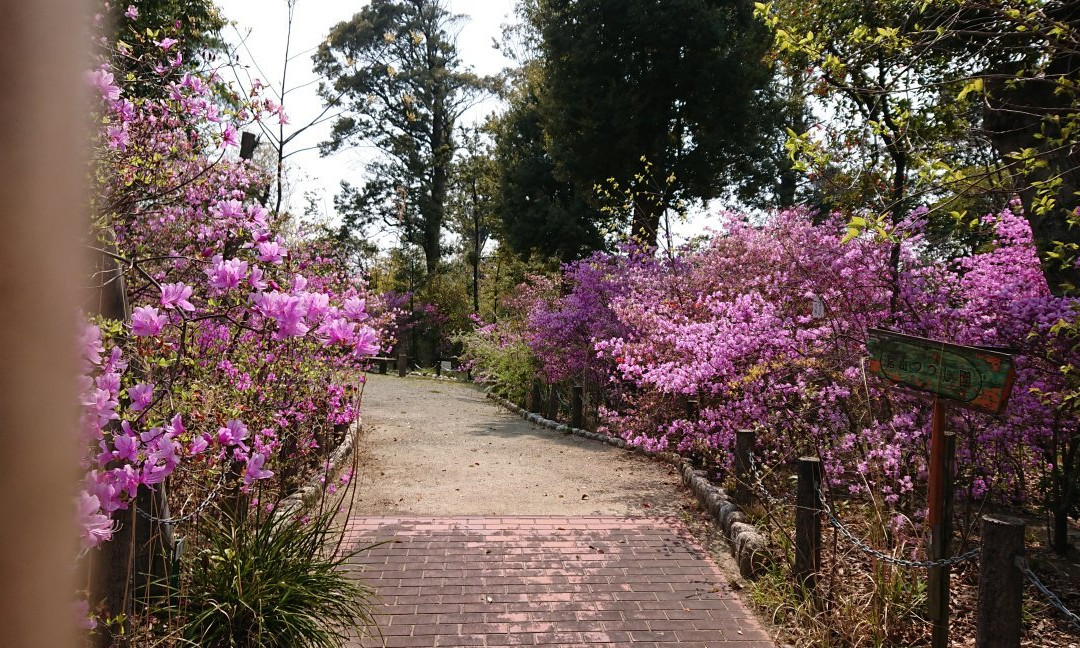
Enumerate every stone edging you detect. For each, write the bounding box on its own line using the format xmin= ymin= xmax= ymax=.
xmin=276 ymin=420 xmax=360 ymax=517
xmin=486 ymin=390 xmax=767 ymax=578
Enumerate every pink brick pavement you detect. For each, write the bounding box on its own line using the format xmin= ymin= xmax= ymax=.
xmin=345 ymin=516 xmax=776 ymax=647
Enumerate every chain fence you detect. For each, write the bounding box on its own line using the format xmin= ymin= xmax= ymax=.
xmin=816 ymin=489 xmax=980 ymax=569
xmin=747 ymin=450 xmax=789 ymax=508
xmin=1015 ymin=555 xmax=1080 ymax=631
xmin=136 ymin=468 xmax=228 ymax=525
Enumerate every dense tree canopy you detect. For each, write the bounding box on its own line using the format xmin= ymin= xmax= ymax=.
xmin=525 ymin=0 xmax=785 ymax=247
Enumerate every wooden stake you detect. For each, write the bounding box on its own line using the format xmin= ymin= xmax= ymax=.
xmin=734 ymin=430 xmax=755 ymax=507
xmin=927 ymin=402 xmax=954 ymax=648
xmin=795 ymin=457 xmax=823 ymax=598
xmin=976 ymin=515 xmax=1025 ymax=648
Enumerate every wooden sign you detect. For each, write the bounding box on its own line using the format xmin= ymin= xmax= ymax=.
xmin=866 ymin=328 xmax=1016 ymax=414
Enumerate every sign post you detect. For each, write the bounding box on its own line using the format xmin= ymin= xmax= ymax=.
xmin=866 ymin=329 xmax=1015 ymax=648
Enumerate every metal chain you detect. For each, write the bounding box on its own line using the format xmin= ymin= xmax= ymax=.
xmin=1015 ymin=555 xmax=1080 ymax=631
xmin=747 ymin=450 xmax=788 ymax=507
xmin=818 ymin=489 xmax=979 ymax=569
xmin=136 ymin=468 xmax=229 ymax=525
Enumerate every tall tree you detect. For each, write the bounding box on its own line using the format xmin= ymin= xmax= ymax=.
xmin=314 ymin=0 xmax=484 ymax=280
xmin=491 ymin=77 xmax=607 ymax=262
xmin=526 ymin=0 xmax=784 ymax=248
xmin=447 ymin=128 xmax=499 ymax=314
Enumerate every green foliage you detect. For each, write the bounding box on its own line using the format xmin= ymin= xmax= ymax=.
xmin=169 ymin=509 xmax=378 ymax=647
xmin=490 ymin=81 xmax=607 ymax=261
xmin=455 ymin=328 xmax=537 ymax=405
xmin=523 ymin=0 xmax=785 ymax=247
xmin=105 ymin=0 xmax=227 ymax=98
xmin=758 ymin=0 xmax=1080 ymax=292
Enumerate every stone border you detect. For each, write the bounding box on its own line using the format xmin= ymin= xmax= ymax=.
xmin=276 ymin=420 xmax=360 ymax=517
xmin=486 ymin=390 xmax=767 ymax=578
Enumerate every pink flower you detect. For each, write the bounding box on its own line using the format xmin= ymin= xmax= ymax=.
xmin=352 ymin=326 xmax=380 ymax=358
xmin=216 ymin=419 xmax=249 ymax=448
xmin=87 ymin=67 xmax=120 ymax=102
xmin=77 ymin=491 xmax=114 ymax=549
xmin=131 ymin=306 xmax=166 ymax=336
xmin=221 ymin=123 xmax=238 ymax=148
xmin=112 ymin=429 xmax=139 ymax=463
xmin=257 ymin=240 xmax=286 ymax=264
xmin=160 ymin=282 xmax=195 ymax=311
xmin=343 ymin=296 xmax=368 ymax=321
xmin=316 ymin=317 xmax=356 ymax=346
xmin=204 ymin=255 xmax=248 ymax=294
xmin=128 ymin=382 xmax=154 ymax=411
xmin=73 ymin=599 xmax=97 ymax=631
xmin=124 ymin=4 xmax=138 ymax=19
xmin=244 ymin=452 xmax=274 ymax=484
xmin=156 ymin=37 xmax=179 ymax=51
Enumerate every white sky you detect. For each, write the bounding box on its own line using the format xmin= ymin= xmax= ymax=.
xmin=217 ymin=0 xmax=517 ymax=222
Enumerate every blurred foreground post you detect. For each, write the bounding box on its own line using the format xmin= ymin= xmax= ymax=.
xmin=0 ymin=0 xmax=86 ymax=645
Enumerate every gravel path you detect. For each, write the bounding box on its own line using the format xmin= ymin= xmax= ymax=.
xmin=350 ymin=374 xmax=687 ymax=517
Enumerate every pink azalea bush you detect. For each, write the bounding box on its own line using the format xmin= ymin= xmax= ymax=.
xmin=518 ymin=207 xmax=1079 ymax=536
xmin=79 ymin=15 xmax=385 ymax=562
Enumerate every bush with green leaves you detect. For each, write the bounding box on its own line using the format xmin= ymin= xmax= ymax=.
xmin=169 ymin=507 xmax=378 ymax=647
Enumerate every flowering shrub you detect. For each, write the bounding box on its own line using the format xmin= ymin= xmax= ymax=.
xmin=457 ymin=277 xmax=555 ymax=404
xmin=78 ymin=11 xmax=383 ymax=633
xmin=523 ymin=207 xmax=1080 ymax=539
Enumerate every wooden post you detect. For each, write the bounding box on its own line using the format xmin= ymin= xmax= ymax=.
xmin=685 ymin=397 xmax=699 ymax=421
xmin=976 ymin=515 xmax=1025 ymax=648
xmin=397 ymin=352 xmax=407 ymax=377
xmin=929 ymin=429 xmax=957 ymax=648
xmin=734 ymin=430 xmax=756 ymax=507
xmin=435 ymin=357 xmax=441 ymax=377
xmin=531 ymin=378 xmax=543 ymax=413
xmin=927 ymin=402 xmax=954 ymax=648
xmin=571 ymin=385 xmax=583 ymax=429
xmin=795 ymin=457 xmax=823 ymax=598
xmin=547 ymin=383 xmax=559 ymax=421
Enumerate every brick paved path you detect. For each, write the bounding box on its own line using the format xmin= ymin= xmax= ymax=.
xmin=345 ymin=516 xmax=775 ymax=647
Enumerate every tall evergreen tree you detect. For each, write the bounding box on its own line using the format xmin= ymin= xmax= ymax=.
xmin=314 ymin=0 xmax=484 ymax=279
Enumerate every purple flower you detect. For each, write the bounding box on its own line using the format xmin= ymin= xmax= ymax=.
xmin=156 ymin=37 xmax=178 ymax=51
xmin=160 ymin=282 xmax=195 ymax=311
xmin=124 ymin=4 xmax=138 ymax=19
xmin=131 ymin=305 xmax=167 ymax=336
xmin=128 ymin=382 xmax=154 ymax=411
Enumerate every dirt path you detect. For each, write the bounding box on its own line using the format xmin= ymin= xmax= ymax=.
xmin=351 ymin=373 xmax=688 ymax=517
